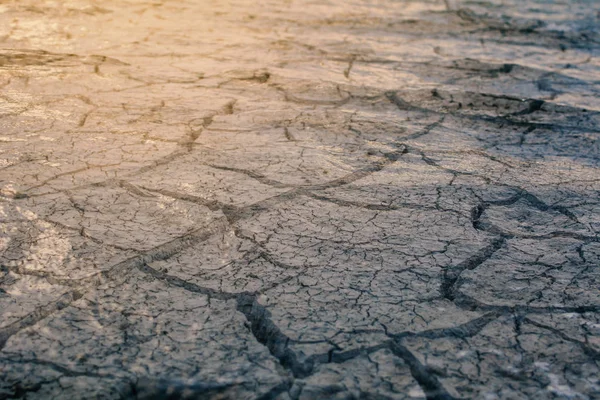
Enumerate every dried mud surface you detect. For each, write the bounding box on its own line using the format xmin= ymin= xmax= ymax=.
xmin=1 ymin=0 xmax=600 ymax=399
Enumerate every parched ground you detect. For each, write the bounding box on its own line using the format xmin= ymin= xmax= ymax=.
xmin=1 ymin=0 xmax=599 ymax=399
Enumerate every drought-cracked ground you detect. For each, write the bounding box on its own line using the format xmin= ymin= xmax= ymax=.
xmin=1 ymin=0 xmax=600 ymax=399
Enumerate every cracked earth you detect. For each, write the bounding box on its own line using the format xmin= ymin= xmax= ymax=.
xmin=1 ymin=0 xmax=600 ymax=399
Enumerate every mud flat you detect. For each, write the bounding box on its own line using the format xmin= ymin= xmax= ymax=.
xmin=1 ymin=0 xmax=599 ymax=398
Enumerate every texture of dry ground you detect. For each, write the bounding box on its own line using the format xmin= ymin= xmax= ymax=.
xmin=1 ymin=0 xmax=600 ymax=399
